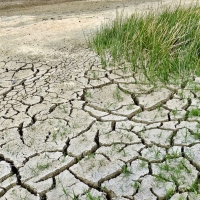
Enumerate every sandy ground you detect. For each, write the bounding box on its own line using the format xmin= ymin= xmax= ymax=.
xmin=0 ymin=0 xmax=196 ymax=61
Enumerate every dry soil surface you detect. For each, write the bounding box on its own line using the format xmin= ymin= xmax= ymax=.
xmin=0 ymin=0 xmax=200 ymax=199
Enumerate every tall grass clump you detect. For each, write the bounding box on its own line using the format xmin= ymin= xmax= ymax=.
xmin=89 ymin=5 xmax=200 ymax=83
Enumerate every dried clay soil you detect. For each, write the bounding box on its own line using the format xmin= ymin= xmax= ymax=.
xmin=0 ymin=0 xmax=200 ymax=199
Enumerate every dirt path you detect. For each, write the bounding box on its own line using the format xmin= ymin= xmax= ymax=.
xmin=0 ymin=0 xmax=200 ymax=199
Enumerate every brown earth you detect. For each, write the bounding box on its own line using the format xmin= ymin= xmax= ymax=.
xmin=0 ymin=0 xmax=162 ymax=20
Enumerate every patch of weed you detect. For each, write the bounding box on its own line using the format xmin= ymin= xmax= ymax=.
xmin=122 ymin=165 xmax=132 ymax=177
xmin=189 ymin=108 xmax=200 ymax=117
xmin=90 ymin=5 xmax=200 ymax=83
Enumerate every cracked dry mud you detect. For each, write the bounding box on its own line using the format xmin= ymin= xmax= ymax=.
xmin=1 ymin=49 xmax=200 ymax=200
xmin=1 ymin=0 xmax=200 ymax=200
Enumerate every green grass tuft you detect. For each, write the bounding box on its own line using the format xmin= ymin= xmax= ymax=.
xmin=89 ymin=5 xmax=200 ymax=83
xmin=189 ymin=108 xmax=200 ymax=117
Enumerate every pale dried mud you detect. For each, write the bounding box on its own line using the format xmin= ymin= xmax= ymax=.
xmin=0 ymin=0 xmax=200 ymax=199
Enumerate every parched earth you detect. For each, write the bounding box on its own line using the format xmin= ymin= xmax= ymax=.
xmin=0 ymin=0 xmax=200 ymax=199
